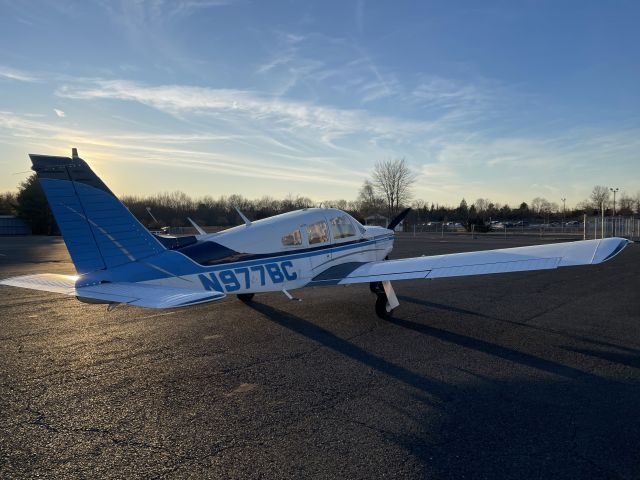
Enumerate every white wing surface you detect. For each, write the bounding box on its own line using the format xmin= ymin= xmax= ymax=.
xmin=310 ymin=237 xmax=630 ymax=286
xmin=0 ymin=274 xmax=225 ymax=308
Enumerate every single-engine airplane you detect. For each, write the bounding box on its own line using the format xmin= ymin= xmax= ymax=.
xmin=0 ymin=149 xmax=631 ymax=318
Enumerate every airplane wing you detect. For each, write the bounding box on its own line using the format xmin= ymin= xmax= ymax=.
xmin=309 ymin=237 xmax=631 ymax=286
xmin=0 ymin=274 xmax=225 ymax=308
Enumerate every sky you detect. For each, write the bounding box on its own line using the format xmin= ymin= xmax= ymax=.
xmin=0 ymin=0 xmax=639 ymax=207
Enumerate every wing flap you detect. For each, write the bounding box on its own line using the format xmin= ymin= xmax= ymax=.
xmin=1 ymin=274 xmax=225 ymax=308
xmin=317 ymin=237 xmax=630 ymax=285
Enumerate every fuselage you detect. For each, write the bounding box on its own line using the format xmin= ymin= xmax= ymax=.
xmin=175 ymin=208 xmax=394 ymax=294
xmin=77 ymin=208 xmax=395 ymax=295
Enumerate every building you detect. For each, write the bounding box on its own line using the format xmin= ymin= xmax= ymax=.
xmin=364 ymin=214 xmax=388 ymax=227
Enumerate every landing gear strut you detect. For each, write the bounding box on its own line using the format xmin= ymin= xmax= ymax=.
xmin=374 ymin=281 xmax=399 ymax=319
xmin=237 ymin=293 xmax=255 ymax=303
xmin=369 ymin=257 xmax=389 ymax=294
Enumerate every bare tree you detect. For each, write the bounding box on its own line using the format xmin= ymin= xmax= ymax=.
xmin=618 ymin=192 xmax=634 ymax=215
xmin=531 ymin=197 xmax=545 ymax=215
xmin=371 ymin=158 xmax=416 ymax=218
xmin=474 ymin=198 xmax=491 ymax=220
xmin=590 ymin=185 xmax=610 ymax=212
xmin=357 ymin=180 xmax=385 ymax=218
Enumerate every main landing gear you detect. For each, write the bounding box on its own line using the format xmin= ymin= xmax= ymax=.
xmin=370 ymin=280 xmax=400 ymax=319
xmin=237 ymin=293 xmax=255 ymax=303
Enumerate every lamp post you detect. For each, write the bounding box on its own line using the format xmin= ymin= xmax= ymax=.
xmin=561 ymin=197 xmax=566 ymax=233
xmin=610 ymin=187 xmax=619 ymax=236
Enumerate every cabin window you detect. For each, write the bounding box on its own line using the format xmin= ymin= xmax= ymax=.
xmin=330 ymin=215 xmax=357 ymax=240
xmin=307 ymin=221 xmax=329 ymax=244
xmin=282 ymin=228 xmax=302 ymax=246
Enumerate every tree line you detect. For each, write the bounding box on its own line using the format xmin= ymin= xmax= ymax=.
xmin=1 ymin=159 xmax=638 ymax=235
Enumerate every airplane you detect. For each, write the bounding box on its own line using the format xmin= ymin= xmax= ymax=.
xmin=0 ymin=149 xmax=631 ymax=318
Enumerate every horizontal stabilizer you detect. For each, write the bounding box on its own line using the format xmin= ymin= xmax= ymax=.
xmin=0 ymin=274 xmax=225 ymax=309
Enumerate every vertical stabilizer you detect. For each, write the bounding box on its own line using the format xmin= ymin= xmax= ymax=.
xmin=30 ymin=150 xmax=164 ymax=274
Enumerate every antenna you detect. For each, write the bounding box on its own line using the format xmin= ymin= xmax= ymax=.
xmin=234 ymin=206 xmax=252 ymax=227
xmin=187 ymin=217 xmax=206 ymax=235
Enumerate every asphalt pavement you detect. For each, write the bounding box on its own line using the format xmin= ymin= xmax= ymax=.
xmin=1 ymin=233 xmax=639 ymax=479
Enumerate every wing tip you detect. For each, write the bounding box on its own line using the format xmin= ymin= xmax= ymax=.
xmin=593 ymin=237 xmax=631 ymax=264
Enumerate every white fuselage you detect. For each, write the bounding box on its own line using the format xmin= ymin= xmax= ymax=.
xmin=145 ymin=208 xmax=394 ymax=295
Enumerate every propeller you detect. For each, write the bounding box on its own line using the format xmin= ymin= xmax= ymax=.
xmin=387 ymin=208 xmax=411 ymax=230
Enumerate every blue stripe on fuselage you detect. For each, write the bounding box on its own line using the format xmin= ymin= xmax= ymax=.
xmin=191 ymin=235 xmax=394 ymax=271
xmin=78 ymin=234 xmax=395 ymax=286
xmin=176 ymin=234 xmax=393 ymax=266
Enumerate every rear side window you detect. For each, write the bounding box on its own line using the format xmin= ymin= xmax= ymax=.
xmin=307 ymin=221 xmax=329 ymax=244
xmin=330 ymin=215 xmax=357 ymax=240
xmin=282 ymin=229 xmax=302 ymax=246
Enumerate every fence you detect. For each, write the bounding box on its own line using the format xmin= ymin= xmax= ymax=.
xmin=0 ymin=215 xmax=31 ymax=235
xmin=405 ymin=216 xmax=640 ymax=240
xmin=581 ymin=216 xmax=639 ymax=239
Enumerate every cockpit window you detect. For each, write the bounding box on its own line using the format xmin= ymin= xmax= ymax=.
xmin=307 ymin=221 xmax=329 ymax=244
xmin=330 ymin=215 xmax=357 ymax=240
xmin=282 ymin=228 xmax=302 ymax=246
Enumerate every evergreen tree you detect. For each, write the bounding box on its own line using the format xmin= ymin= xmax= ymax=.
xmin=16 ymin=174 xmax=57 ymax=235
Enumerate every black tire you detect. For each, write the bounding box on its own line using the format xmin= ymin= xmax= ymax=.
xmin=237 ymin=293 xmax=255 ymax=303
xmin=375 ymin=293 xmax=393 ymax=319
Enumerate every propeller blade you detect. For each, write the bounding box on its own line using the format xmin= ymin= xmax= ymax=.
xmin=387 ymin=208 xmax=411 ymax=230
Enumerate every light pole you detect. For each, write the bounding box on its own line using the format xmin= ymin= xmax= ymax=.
xmin=561 ymin=197 xmax=566 ymax=233
xmin=610 ymin=187 xmax=619 ymax=236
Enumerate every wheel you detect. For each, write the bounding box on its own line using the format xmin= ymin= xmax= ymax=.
xmin=375 ymin=293 xmax=394 ymax=319
xmin=369 ymin=281 xmax=384 ymax=294
xmin=237 ymin=293 xmax=255 ymax=303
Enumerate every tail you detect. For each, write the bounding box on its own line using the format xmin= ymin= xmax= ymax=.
xmin=30 ymin=149 xmax=165 ymax=274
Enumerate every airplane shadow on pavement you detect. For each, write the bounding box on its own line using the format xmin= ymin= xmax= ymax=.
xmin=247 ymin=300 xmax=640 ymax=479
xmin=247 ymin=301 xmax=454 ymax=402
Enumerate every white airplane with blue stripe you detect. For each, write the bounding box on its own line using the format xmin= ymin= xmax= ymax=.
xmin=0 ymin=149 xmax=631 ymax=318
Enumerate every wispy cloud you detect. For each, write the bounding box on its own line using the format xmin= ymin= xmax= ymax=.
xmin=411 ymin=76 xmax=491 ymax=115
xmin=0 ymin=111 xmax=363 ymax=191
xmin=413 ymin=125 xmax=640 ymax=205
xmin=256 ymin=31 xmax=405 ymax=103
xmin=167 ymin=0 xmax=238 ymax=17
xmin=100 ymin=0 xmax=237 ymax=27
xmin=55 ymin=78 xmax=436 ymax=140
xmin=0 ymin=65 xmax=38 ymax=82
